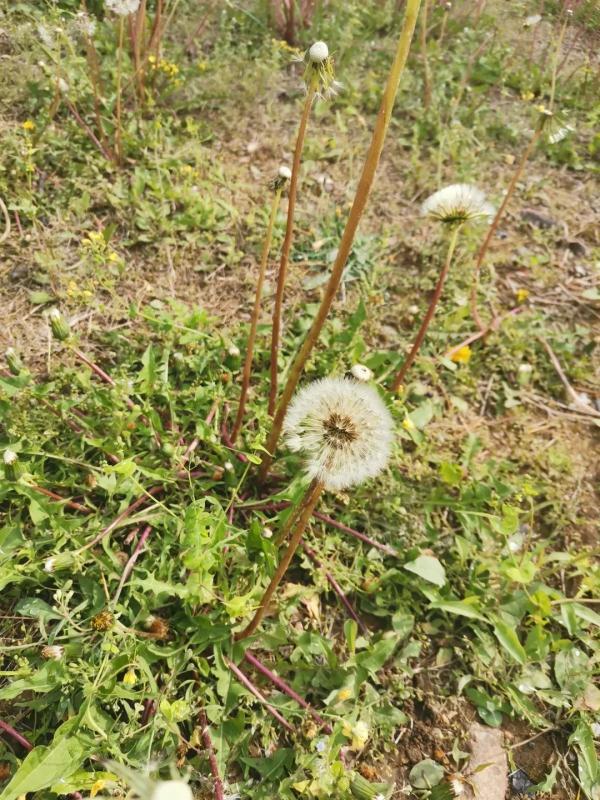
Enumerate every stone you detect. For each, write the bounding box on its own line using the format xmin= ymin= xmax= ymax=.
xmin=463 ymin=724 xmax=508 ymax=800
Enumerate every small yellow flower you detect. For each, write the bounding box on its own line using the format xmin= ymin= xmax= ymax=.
xmin=451 ymin=345 xmax=472 ymax=364
xmin=351 ymin=720 xmax=369 ymax=749
xmin=337 ymin=687 xmax=352 ymax=702
xmin=22 ymin=119 xmax=35 ymax=131
xmin=402 ymin=417 xmax=415 ymax=432
xmin=90 ymin=779 xmax=106 ymax=797
xmin=197 ymin=60 xmax=208 ymax=72
xmin=521 ymin=90 xmax=534 ymax=102
xmin=515 ymin=288 xmax=530 ymax=303
xmin=108 ymin=251 xmax=120 ymax=262
xmin=123 ymin=668 xmax=137 ymax=687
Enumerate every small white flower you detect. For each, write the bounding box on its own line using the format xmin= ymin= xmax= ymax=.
xmin=308 ymin=41 xmax=329 ymax=63
xmin=262 ymin=527 xmax=273 ymax=539
xmin=105 ymin=0 xmax=141 ymax=16
xmin=349 ymin=364 xmax=373 ymax=382
xmin=41 ymin=645 xmax=64 ymax=660
xmin=283 ymin=378 xmax=394 ymax=492
xmin=57 ymin=78 xmax=69 ymax=93
xmin=278 ymin=165 xmax=292 ymax=180
xmin=508 ymin=532 xmax=524 ymax=553
xmin=450 ymin=777 xmax=465 ymax=796
xmin=421 ymin=184 xmax=495 ymax=224
xmin=524 ymin=14 xmax=542 ymax=27
xmin=150 ymin=781 xmax=193 ymax=800
xmin=223 ymin=461 xmax=234 ymax=472
xmin=548 ymin=125 xmax=574 ymax=144
xmin=75 ymin=12 xmax=96 ymax=37
xmin=3 ymin=449 xmax=17 ymax=465
xmin=227 ymin=344 xmax=240 ymax=357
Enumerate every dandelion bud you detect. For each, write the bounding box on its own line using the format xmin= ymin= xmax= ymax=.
xmin=5 ymin=348 xmax=24 ymax=375
xmin=3 ymin=449 xmax=20 ymax=481
xmin=283 ymin=377 xmax=394 ymax=492
xmin=517 ymin=363 xmax=533 ymax=386
xmin=43 ymin=552 xmax=74 ymax=573
xmin=223 ymin=461 xmax=234 ymax=472
xmin=347 ymin=364 xmax=373 ymax=383
xmin=150 ymin=781 xmax=193 ymax=800
xmin=44 ymin=557 xmax=56 ymax=573
xmin=41 ymin=645 xmax=64 ymax=660
xmin=123 ymin=668 xmax=137 ymax=687
xmin=308 ymin=41 xmax=329 ymax=63
xmin=227 ymin=344 xmax=240 ymax=358
xmin=48 ymin=308 xmax=71 ymax=342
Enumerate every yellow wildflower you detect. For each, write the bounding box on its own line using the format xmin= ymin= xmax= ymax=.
xmin=337 ymin=687 xmax=352 ymax=702
xmin=451 ymin=345 xmax=472 ymax=364
xmin=197 ymin=60 xmax=208 ymax=72
xmin=90 ymin=780 xmax=106 ymax=798
xmin=22 ymin=119 xmax=35 ymax=131
xmin=521 ymin=90 xmax=534 ymax=102
xmin=515 ymin=288 xmax=530 ymax=303
xmin=402 ymin=417 xmax=415 ymax=432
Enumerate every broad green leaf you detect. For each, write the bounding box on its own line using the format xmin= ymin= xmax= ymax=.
xmin=15 ymin=598 xmax=62 ymax=622
xmin=554 ymin=646 xmax=590 ymax=696
xmin=409 ymin=759 xmax=444 ymax=789
xmin=0 ymin=663 xmax=65 ymax=701
xmin=0 ymin=737 xmax=86 ymax=800
xmin=492 ymin=620 xmax=527 ymax=665
xmin=572 ymin=603 xmax=600 ymax=627
xmin=429 ymin=599 xmax=485 ymax=620
xmin=404 ymin=555 xmax=446 ymax=587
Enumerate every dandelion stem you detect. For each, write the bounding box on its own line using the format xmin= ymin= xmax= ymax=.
xmin=198 ymin=707 xmax=225 ymax=800
xmin=470 ymin=122 xmax=543 ymax=331
xmin=301 ymin=541 xmax=369 ymax=635
xmin=236 ymin=480 xmax=324 ymax=640
xmin=391 ymin=222 xmax=462 ymax=391
xmin=258 ymin=0 xmax=422 ymax=480
xmin=268 ymin=84 xmax=317 ymax=416
xmin=0 ymin=719 xmax=33 ymax=752
xmin=115 ymin=17 xmax=125 ymax=164
xmin=79 ymin=485 xmax=163 ymax=552
xmin=112 ymin=524 xmax=152 ymax=605
xmin=231 ymin=186 xmax=283 ymax=442
xmin=243 ymin=651 xmax=331 ymax=732
xmin=225 ymin=658 xmax=294 ymax=732
xmin=30 ymin=484 xmax=92 ymax=515
xmin=419 ymin=0 xmax=432 ymax=109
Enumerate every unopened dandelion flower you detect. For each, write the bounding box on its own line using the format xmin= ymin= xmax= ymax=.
xmin=105 ymin=0 xmax=141 ymax=15
xmin=48 ymin=308 xmax=71 ymax=342
xmin=348 ymin=364 xmax=373 ymax=382
xmin=41 ymin=645 xmax=64 ymax=660
xmin=57 ymin=78 xmax=69 ymax=93
xmin=283 ymin=377 xmax=394 ymax=492
xmin=44 ymin=557 xmax=56 ymax=573
xmin=421 ymin=184 xmax=495 ymax=225
xmin=5 ymin=348 xmax=23 ymax=375
xmin=150 ymin=781 xmax=193 ymax=800
xmin=227 ymin=344 xmax=240 ymax=357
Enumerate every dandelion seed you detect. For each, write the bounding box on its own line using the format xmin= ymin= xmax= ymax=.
xmin=421 ymin=184 xmax=495 ymax=225
xmin=548 ymin=124 xmax=574 ymax=144
xmin=150 ymin=781 xmax=193 ymax=800
xmin=105 ymin=0 xmax=141 ymax=15
xmin=283 ymin=377 xmax=394 ymax=492
xmin=348 ymin=364 xmax=373 ymax=382
xmin=41 ymin=645 xmax=64 ymax=660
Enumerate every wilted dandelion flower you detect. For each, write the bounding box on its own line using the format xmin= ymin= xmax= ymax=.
xmin=421 ymin=184 xmax=495 ymax=225
xmin=105 ymin=0 xmax=141 ymax=15
xmin=41 ymin=645 xmax=64 ymax=660
xmin=283 ymin=377 xmax=394 ymax=491
xmin=303 ymin=40 xmax=341 ymax=98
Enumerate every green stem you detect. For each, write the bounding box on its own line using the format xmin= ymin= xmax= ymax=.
xmin=391 ymin=222 xmax=462 ymax=391
xmin=258 ymin=0 xmax=423 ymax=481
xmin=115 ymin=17 xmax=125 ymax=164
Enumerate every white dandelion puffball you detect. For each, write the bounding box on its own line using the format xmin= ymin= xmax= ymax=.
xmin=278 ymin=165 xmax=292 ymax=180
xmin=150 ymin=781 xmax=193 ymax=800
xmin=308 ymin=41 xmax=329 ymax=63
xmin=105 ymin=0 xmax=141 ymax=16
xmin=421 ymin=184 xmax=495 ymax=224
xmin=283 ymin=377 xmax=394 ymax=492
xmin=3 ymin=449 xmax=17 ymax=465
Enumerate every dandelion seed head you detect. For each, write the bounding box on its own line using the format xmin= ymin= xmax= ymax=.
xmin=548 ymin=124 xmax=574 ymax=144
xmin=3 ymin=449 xmax=17 ymax=465
xmin=278 ymin=165 xmax=292 ymax=180
xmin=421 ymin=184 xmax=495 ymax=224
xmin=105 ymin=0 xmax=141 ymax=16
xmin=349 ymin=364 xmax=373 ymax=382
xmin=308 ymin=41 xmax=329 ymax=63
xmin=41 ymin=645 xmax=64 ymax=660
xmin=374 ymin=794 xmax=386 ymax=800
xmin=450 ymin=778 xmax=465 ymax=796
xmin=283 ymin=377 xmax=394 ymax=492
xmin=150 ymin=781 xmax=193 ymax=800
xmin=75 ymin=11 xmax=96 ymax=37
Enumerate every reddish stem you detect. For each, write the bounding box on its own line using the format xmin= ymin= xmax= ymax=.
xmin=81 ymin=485 xmax=163 ymax=551
xmin=301 ymin=542 xmax=369 ymax=635
xmin=0 ymin=719 xmax=33 ymax=751
xmin=198 ymin=708 xmax=225 ymax=800
xmin=244 ymin=651 xmax=331 ymax=732
xmin=140 ymin=699 xmax=156 ymax=725
xmin=226 ymin=659 xmax=294 ymax=732
xmin=31 ymin=485 xmax=92 ymax=515
xmin=113 ymin=524 xmax=152 ymax=604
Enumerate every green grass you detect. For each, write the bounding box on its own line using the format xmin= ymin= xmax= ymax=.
xmin=1 ymin=1 xmax=599 ymax=799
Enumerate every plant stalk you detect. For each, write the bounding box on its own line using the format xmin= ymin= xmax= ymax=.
xmin=268 ymin=83 xmax=317 ymax=416
xmin=231 ymin=186 xmax=283 ymax=442
xmin=236 ymin=480 xmax=324 ymax=640
xmin=258 ymin=0 xmax=422 ymax=480
xmin=391 ymin=222 xmax=462 ymax=391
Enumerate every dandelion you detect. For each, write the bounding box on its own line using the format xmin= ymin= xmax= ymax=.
xmin=391 ymin=186 xmax=488 ymax=390
xmin=44 ymin=557 xmax=56 ymax=573
xmin=283 ymin=377 xmax=394 ymax=492
xmin=227 ymin=344 xmax=241 ymax=358
xmin=5 ymin=348 xmax=24 ymax=376
xmin=105 ymin=0 xmax=141 ymax=15
xmin=515 ymin=288 xmax=530 ymax=303
xmin=41 ymin=645 xmax=64 ymax=660
xmin=348 ymin=364 xmax=373 ymax=382
xmin=3 ymin=449 xmax=17 ymax=466
xmin=22 ymin=120 xmax=35 ymax=132
xmin=37 ymin=24 xmax=54 ymax=48
xmin=302 ymin=40 xmax=341 ymax=98
xmin=450 ymin=777 xmax=465 ymax=796
xmin=421 ymin=184 xmax=495 ymax=225
xmin=3 ymin=449 xmax=19 ymax=480
xmin=91 ymin=610 xmax=114 ymax=631
xmin=48 ymin=308 xmax=71 ymax=342
xmin=74 ymin=11 xmax=96 ymax=38
xmin=548 ymin=124 xmax=574 ymax=144
xmin=337 ymin=687 xmax=352 ymax=702
xmin=450 ymin=345 xmax=471 ymax=364
xmin=402 ymin=417 xmax=415 ymax=431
